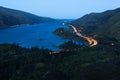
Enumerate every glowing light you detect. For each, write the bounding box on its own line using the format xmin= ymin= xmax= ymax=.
xmin=70 ymin=25 xmax=98 ymax=47
xmin=111 ymin=43 xmax=114 ymax=46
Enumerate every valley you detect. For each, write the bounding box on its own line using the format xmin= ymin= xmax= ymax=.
xmin=0 ymin=6 xmax=120 ymax=80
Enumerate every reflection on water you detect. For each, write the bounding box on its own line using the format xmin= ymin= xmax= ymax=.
xmin=0 ymin=22 xmax=69 ymax=50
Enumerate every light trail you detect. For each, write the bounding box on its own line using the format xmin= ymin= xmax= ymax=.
xmin=69 ymin=25 xmax=98 ymax=47
xmin=50 ymin=25 xmax=98 ymax=54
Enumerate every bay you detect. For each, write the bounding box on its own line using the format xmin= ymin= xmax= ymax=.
xmin=0 ymin=22 xmax=69 ymax=50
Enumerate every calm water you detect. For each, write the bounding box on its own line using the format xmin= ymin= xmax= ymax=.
xmin=0 ymin=22 xmax=69 ymax=50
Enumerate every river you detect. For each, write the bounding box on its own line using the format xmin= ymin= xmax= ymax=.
xmin=0 ymin=22 xmax=70 ymax=50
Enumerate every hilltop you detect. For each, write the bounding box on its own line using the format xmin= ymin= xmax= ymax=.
xmin=0 ymin=7 xmax=120 ymax=80
xmin=0 ymin=6 xmax=55 ymax=28
xmin=71 ymin=8 xmax=120 ymax=40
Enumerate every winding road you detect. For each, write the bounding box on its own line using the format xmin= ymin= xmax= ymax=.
xmin=69 ymin=25 xmax=98 ymax=47
xmin=50 ymin=25 xmax=98 ymax=54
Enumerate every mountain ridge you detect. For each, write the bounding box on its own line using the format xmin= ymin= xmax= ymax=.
xmin=0 ymin=6 xmax=55 ymax=28
xmin=71 ymin=8 xmax=120 ymax=40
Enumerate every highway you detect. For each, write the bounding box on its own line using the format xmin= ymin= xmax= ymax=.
xmin=50 ymin=25 xmax=98 ymax=54
xmin=69 ymin=25 xmax=98 ymax=47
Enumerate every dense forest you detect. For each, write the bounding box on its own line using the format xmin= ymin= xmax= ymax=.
xmin=0 ymin=38 xmax=120 ymax=80
xmin=0 ymin=7 xmax=120 ymax=80
xmin=54 ymin=8 xmax=120 ymax=46
xmin=0 ymin=6 xmax=55 ymax=28
xmin=71 ymin=8 xmax=120 ymax=40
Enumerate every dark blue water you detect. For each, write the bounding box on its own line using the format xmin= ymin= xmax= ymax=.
xmin=0 ymin=22 xmax=69 ymax=50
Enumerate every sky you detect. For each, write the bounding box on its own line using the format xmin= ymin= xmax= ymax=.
xmin=0 ymin=0 xmax=120 ymax=19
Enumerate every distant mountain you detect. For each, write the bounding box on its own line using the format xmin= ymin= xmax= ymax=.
xmin=71 ymin=8 xmax=120 ymax=40
xmin=0 ymin=6 xmax=55 ymax=28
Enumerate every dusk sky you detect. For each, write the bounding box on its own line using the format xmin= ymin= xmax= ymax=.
xmin=0 ymin=0 xmax=120 ymax=19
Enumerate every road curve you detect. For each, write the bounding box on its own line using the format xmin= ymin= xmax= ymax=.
xmin=50 ymin=25 xmax=98 ymax=54
xmin=69 ymin=25 xmax=98 ymax=47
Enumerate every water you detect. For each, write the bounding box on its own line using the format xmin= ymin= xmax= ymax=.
xmin=0 ymin=22 xmax=69 ymax=50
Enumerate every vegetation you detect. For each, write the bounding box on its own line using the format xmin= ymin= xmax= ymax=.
xmin=0 ymin=38 xmax=120 ymax=80
xmin=54 ymin=28 xmax=85 ymax=41
xmin=71 ymin=8 xmax=120 ymax=40
xmin=0 ymin=6 xmax=55 ymax=28
xmin=50 ymin=7 xmax=120 ymax=80
xmin=54 ymin=28 xmax=74 ymax=38
xmin=1 ymin=6 xmax=120 ymax=80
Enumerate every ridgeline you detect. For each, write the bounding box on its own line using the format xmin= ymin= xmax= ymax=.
xmin=0 ymin=7 xmax=120 ymax=80
xmin=71 ymin=8 xmax=120 ymax=40
xmin=0 ymin=6 xmax=55 ymax=28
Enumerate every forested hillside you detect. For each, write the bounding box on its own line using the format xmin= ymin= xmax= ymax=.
xmin=0 ymin=6 xmax=55 ymax=28
xmin=0 ymin=42 xmax=120 ymax=80
xmin=72 ymin=8 xmax=120 ymax=40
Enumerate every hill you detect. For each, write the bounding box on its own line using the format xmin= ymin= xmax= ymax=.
xmin=0 ymin=41 xmax=120 ymax=80
xmin=0 ymin=6 xmax=55 ymax=28
xmin=71 ymin=8 xmax=120 ymax=40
